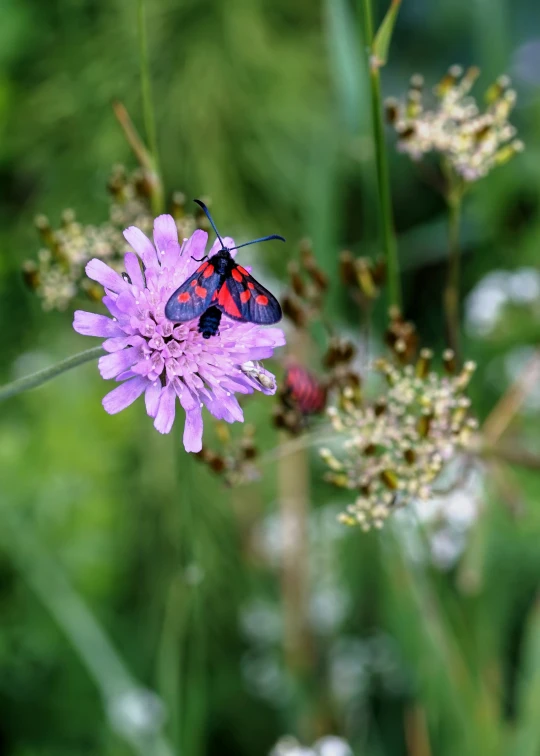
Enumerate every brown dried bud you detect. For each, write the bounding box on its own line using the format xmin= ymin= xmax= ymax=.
xmin=385 ymin=97 xmax=400 ymax=124
xmin=323 ymin=337 xmax=355 ymax=368
xmin=385 ymin=309 xmax=418 ymax=363
xmin=282 ymin=293 xmax=307 ymax=328
xmin=371 ymin=257 xmax=387 ymax=287
xmin=339 ymin=250 xmax=357 ymax=287
xmin=303 ymin=255 xmax=328 ymax=292
xmin=22 ymin=261 xmax=40 ymax=290
xmin=443 ymin=349 xmax=457 ymax=374
xmin=287 ymin=261 xmax=305 ymax=297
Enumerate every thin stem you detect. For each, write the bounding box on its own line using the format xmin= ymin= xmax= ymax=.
xmin=444 ymin=187 xmax=463 ymax=363
xmin=113 ymin=101 xmax=155 ymax=174
xmin=0 ymin=346 xmax=104 ymax=402
xmin=482 ymin=348 xmax=540 ymax=444
xmin=361 ymin=0 xmax=401 ymax=309
xmin=137 ymin=0 xmax=164 ymax=215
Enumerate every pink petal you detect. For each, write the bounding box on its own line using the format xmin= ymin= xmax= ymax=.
xmin=209 ymin=236 xmax=235 ymax=257
xmin=173 ymin=379 xmax=198 ymax=411
xmin=123 ymin=226 xmax=158 ymax=269
xmin=73 ymin=311 xmax=123 ymax=338
xmin=205 ymin=392 xmax=244 ymax=423
xmin=102 ymin=335 xmax=134 ymax=353
xmin=124 ymin=252 xmax=145 ymax=289
xmin=154 ymin=215 xmax=179 ymax=253
xmin=98 ymin=346 xmax=141 ymax=379
xmin=258 ymin=328 xmax=286 ymax=347
xmin=102 ymin=376 xmax=147 ymax=414
xmin=184 ymin=229 xmax=208 ymax=260
xmin=86 ymin=259 xmax=125 ymax=292
xmin=154 ymin=383 xmax=176 ymax=434
xmin=145 ymin=380 xmax=162 ymax=417
xmin=244 ymin=346 xmax=277 ymax=360
xmin=183 ymin=407 xmax=203 ymax=452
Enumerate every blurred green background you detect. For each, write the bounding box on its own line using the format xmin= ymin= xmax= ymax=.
xmin=2 ymin=0 xmax=540 ymax=753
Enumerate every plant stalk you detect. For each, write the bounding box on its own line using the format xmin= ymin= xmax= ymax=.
xmin=444 ymin=188 xmax=463 ymax=363
xmin=362 ymin=0 xmax=401 ymax=309
xmin=137 ymin=0 xmax=164 ymax=215
xmin=0 ymin=346 xmax=104 ymax=402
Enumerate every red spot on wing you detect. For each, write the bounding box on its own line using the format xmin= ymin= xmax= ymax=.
xmin=218 ymin=283 xmax=242 ymax=318
xmin=237 ymin=266 xmax=249 ymax=276
xmin=191 ymin=280 xmax=197 ymax=287
xmin=255 ymin=295 xmax=268 ymax=306
xmin=247 ymin=282 xmax=255 ymax=290
xmin=178 ymin=292 xmax=191 ymax=303
xmin=195 ymin=286 xmax=207 ymax=298
xmin=240 ymin=290 xmax=251 ymax=303
xmin=203 ymin=264 xmax=215 ymax=278
xmin=231 ymin=268 xmax=243 ymax=282
xmin=197 ymin=261 xmax=209 ymax=273
xmin=212 ymin=291 xmax=218 ymax=301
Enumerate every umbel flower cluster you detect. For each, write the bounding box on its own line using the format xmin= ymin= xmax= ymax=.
xmin=23 ymin=166 xmax=198 ymax=311
xmin=386 ymin=66 xmax=523 ymax=182
xmin=320 ymin=351 xmax=477 ymax=530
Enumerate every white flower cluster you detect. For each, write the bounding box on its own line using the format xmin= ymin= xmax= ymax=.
xmin=320 ymin=353 xmax=478 ymax=530
xmin=387 ymin=66 xmax=523 ymax=182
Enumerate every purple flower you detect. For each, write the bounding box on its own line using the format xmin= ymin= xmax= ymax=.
xmin=73 ymin=215 xmax=285 ymax=452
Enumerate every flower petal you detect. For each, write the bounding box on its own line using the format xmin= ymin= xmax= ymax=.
xmin=98 ymin=346 xmax=141 ymax=379
xmin=73 ymin=311 xmax=123 ymax=338
xmin=124 ymin=252 xmax=145 ymax=289
xmin=102 ymin=376 xmax=147 ymax=414
xmin=209 ymin=236 xmax=235 ymax=257
xmin=205 ymin=392 xmax=244 ymax=423
xmin=154 ymin=383 xmax=176 ymax=434
xmin=102 ymin=335 xmax=135 ymax=353
xmin=124 ymin=226 xmax=158 ymax=269
xmin=183 ymin=407 xmax=203 ymax=452
xmin=154 ymin=214 xmax=180 ymax=261
xmin=86 ymin=259 xmax=125 ymax=292
xmin=173 ymin=379 xmax=198 ymax=411
xmin=145 ymin=380 xmax=162 ymax=418
xmin=256 ymin=327 xmax=286 ymax=347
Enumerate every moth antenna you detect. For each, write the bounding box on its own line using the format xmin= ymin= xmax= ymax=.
xmin=229 ymin=235 xmax=286 ymax=252
xmin=194 ymin=199 xmax=225 ymax=249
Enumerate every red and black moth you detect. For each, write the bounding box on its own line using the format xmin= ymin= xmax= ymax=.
xmin=165 ymin=200 xmax=284 ymax=338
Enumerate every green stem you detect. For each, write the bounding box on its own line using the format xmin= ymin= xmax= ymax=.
xmin=0 ymin=346 xmax=104 ymax=402
xmin=137 ymin=0 xmax=164 ymax=215
xmin=444 ymin=168 xmax=464 ymax=364
xmin=361 ymin=0 xmax=401 ymax=309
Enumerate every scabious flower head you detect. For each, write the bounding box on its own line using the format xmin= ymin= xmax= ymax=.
xmin=386 ymin=66 xmax=523 ymax=182
xmin=321 ymin=352 xmax=477 ymax=531
xmin=73 ymin=214 xmax=285 ymax=452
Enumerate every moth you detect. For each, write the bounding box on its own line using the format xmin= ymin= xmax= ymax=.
xmin=165 ymin=200 xmax=284 ymax=338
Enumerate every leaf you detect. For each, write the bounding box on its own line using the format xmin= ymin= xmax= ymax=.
xmin=511 ymin=598 xmax=540 ymax=756
xmin=372 ymin=0 xmax=402 ymax=68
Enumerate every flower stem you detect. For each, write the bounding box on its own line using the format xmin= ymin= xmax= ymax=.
xmin=443 ymin=166 xmax=464 ymax=364
xmin=137 ymin=0 xmax=164 ymax=215
xmin=362 ymin=0 xmax=401 ymax=309
xmin=0 ymin=346 xmax=104 ymax=402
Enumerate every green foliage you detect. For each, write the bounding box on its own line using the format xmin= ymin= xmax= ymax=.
xmin=2 ymin=0 xmax=540 ymax=754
